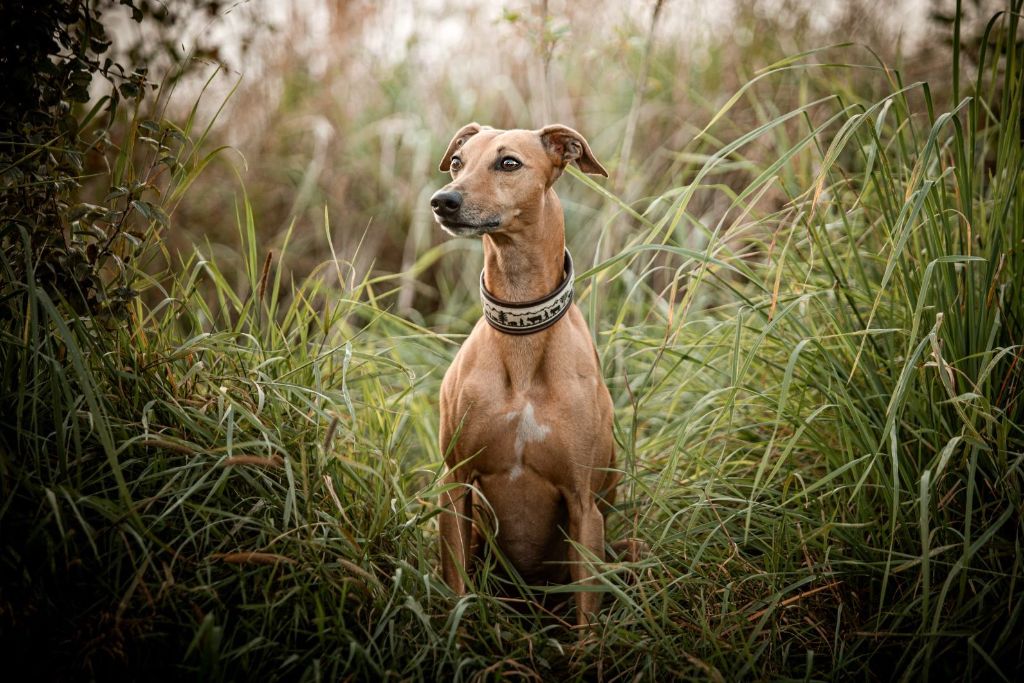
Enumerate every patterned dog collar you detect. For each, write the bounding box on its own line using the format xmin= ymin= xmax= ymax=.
xmin=479 ymin=249 xmax=575 ymax=335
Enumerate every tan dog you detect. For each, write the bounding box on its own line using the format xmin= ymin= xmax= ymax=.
xmin=430 ymin=123 xmax=617 ymax=626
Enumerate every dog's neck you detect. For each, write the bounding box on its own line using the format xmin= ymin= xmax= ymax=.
xmin=481 ymin=189 xmax=566 ymax=304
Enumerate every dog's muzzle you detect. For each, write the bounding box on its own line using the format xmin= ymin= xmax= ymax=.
xmin=430 ymin=189 xmax=463 ymax=217
xmin=430 ymin=189 xmax=500 ymax=236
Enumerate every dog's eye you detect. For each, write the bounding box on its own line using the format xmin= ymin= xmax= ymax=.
xmin=450 ymin=157 xmax=463 ymax=172
xmin=500 ymin=157 xmax=522 ymax=171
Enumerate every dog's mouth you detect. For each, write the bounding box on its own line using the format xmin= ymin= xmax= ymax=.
xmin=435 ymin=217 xmax=501 ymax=237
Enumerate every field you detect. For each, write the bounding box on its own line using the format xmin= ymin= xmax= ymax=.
xmin=1 ymin=1 xmax=1022 ymax=680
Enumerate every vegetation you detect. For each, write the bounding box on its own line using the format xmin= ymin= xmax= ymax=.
xmin=1 ymin=1 xmax=1021 ymax=680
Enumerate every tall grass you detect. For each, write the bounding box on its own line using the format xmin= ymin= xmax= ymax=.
xmin=1 ymin=2 xmax=1022 ymax=680
xmin=163 ymin=1 xmax=912 ymax=318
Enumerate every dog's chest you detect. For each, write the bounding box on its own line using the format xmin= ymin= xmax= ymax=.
xmin=443 ymin=320 xmax=608 ymax=482
xmin=456 ymin=386 xmax=562 ymax=478
xmin=495 ymin=401 xmax=550 ymax=479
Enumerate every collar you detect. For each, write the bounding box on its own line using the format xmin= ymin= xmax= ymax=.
xmin=479 ymin=249 xmax=575 ymax=335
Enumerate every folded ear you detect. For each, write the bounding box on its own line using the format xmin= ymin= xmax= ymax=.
xmin=439 ymin=123 xmax=483 ymax=172
xmin=538 ymin=124 xmax=608 ymax=177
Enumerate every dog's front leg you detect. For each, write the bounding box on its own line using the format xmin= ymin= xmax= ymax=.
xmin=439 ymin=469 xmax=472 ymax=594
xmin=567 ymin=496 xmax=606 ymax=627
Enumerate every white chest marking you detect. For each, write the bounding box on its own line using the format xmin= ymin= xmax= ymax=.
xmin=504 ymin=402 xmax=550 ymax=479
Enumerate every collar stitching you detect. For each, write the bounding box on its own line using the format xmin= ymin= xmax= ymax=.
xmin=479 ymin=249 xmax=574 ymax=335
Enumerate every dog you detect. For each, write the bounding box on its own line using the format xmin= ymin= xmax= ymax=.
xmin=430 ymin=123 xmax=618 ymax=627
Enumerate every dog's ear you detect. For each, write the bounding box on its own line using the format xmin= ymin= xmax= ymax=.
xmin=439 ymin=123 xmax=483 ymax=172
xmin=538 ymin=124 xmax=608 ymax=177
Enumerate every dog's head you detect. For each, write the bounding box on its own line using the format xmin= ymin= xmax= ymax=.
xmin=429 ymin=123 xmax=607 ymax=237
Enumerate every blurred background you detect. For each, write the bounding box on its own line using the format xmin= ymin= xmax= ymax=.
xmin=99 ymin=0 xmax=980 ymax=324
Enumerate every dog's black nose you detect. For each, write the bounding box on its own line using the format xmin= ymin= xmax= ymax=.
xmin=430 ymin=190 xmax=463 ymax=218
